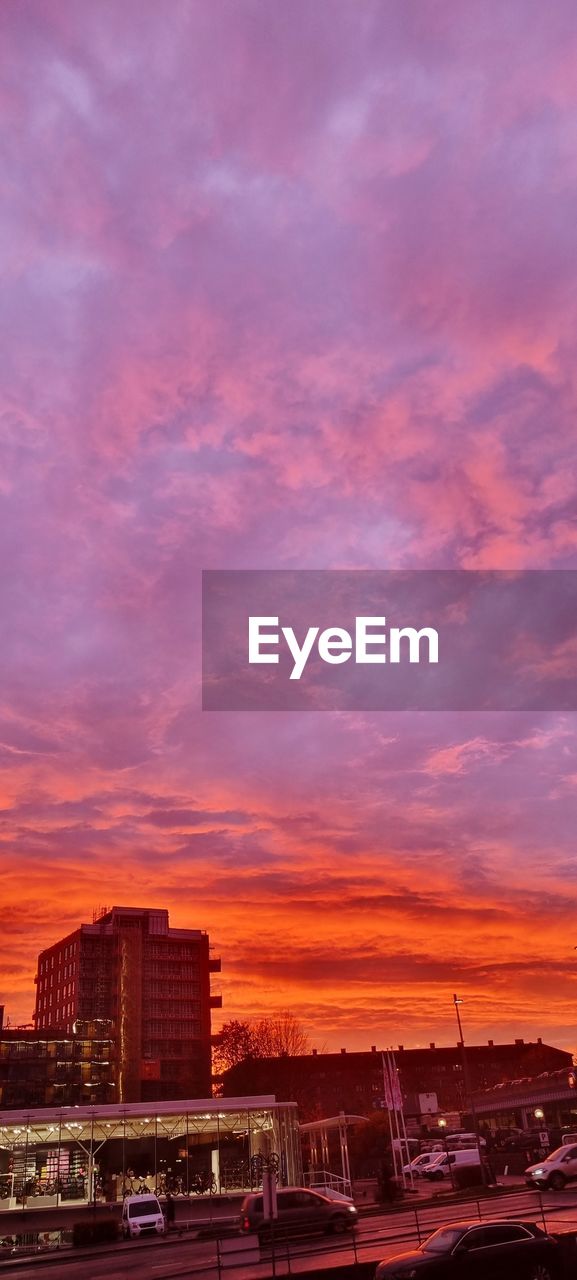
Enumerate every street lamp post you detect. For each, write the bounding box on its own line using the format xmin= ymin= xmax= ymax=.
xmin=453 ymin=994 xmax=465 ymax=1048
xmin=438 ymin=1118 xmax=455 ymax=1191
xmin=452 ymin=994 xmax=487 ymax=1184
xmin=534 ymin=1108 xmax=548 ymax=1157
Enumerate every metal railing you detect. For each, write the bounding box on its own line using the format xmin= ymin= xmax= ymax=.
xmin=3 ymin=1186 xmax=577 ymax=1273
xmin=303 ymin=1169 xmax=353 ymax=1197
xmin=197 ymin=1188 xmax=577 ymax=1280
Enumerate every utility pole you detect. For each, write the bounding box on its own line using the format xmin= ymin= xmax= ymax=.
xmin=453 ymin=994 xmax=486 ymax=1183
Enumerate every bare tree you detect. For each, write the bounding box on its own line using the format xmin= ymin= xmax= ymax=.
xmin=213 ymin=1010 xmax=309 ymax=1075
xmin=253 ymin=1010 xmax=310 ymax=1058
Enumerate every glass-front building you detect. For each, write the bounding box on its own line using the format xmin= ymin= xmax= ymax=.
xmin=0 ymin=1021 xmax=116 ymax=1110
xmin=0 ymin=1095 xmax=301 ymax=1210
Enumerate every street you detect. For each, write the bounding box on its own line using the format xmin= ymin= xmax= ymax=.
xmin=3 ymin=1187 xmax=577 ymax=1279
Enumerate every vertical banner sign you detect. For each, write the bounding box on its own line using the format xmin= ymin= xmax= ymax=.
xmin=381 ymin=1052 xmax=394 ymax=1109
xmin=390 ymin=1056 xmax=403 ymax=1112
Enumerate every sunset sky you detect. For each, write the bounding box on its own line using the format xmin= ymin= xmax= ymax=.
xmin=2 ymin=0 xmax=577 ymax=1054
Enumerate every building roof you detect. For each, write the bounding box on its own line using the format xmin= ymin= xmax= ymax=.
xmin=474 ymin=1067 xmax=577 ymax=1113
xmin=224 ymin=1041 xmax=569 ymax=1070
xmin=0 ymin=1093 xmax=295 ymax=1127
xmin=37 ymin=906 xmax=208 ymax=957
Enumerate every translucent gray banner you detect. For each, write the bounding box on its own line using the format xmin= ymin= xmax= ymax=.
xmin=202 ymin=570 xmax=577 ymax=711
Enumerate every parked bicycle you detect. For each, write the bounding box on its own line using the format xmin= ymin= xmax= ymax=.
xmin=154 ymin=1173 xmax=185 ymax=1196
xmin=122 ymin=1176 xmax=151 ymax=1197
xmin=250 ymin=1152 xmax=280 ymax=1186
xmin=190 ymin=1170 xmax=217 ymax=1195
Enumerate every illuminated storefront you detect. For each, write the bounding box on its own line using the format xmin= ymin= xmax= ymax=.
xmin=0 ymin=1095 xmax=301 ymax=1210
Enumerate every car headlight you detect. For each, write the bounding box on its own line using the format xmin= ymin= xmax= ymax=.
xmin=533 ymin=1168 xmax=544 ymax=1175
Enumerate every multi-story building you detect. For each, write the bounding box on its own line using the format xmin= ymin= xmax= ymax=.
xmin=221 ymin=1040 xmax=572 ymax=1122
xmin=0 ymin=1019 xmax=115 ymax=1109
xmin=34 ymin=906 xmax=221 ymax=1103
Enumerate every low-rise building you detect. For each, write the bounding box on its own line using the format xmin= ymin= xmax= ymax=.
xmin=0 ymin=1095 xmax=301 ymax=1208
xmin=221 ymin=1040 xmax=572 ymax=1122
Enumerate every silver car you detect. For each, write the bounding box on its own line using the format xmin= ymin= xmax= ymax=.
xmin=525 ymin=1142 xmax=577 ymax=1190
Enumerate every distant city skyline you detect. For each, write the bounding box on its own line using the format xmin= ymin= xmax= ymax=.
xmin=2 ymin=1 xmax=577 ymax=1055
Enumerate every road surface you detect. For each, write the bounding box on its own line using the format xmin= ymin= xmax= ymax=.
xmin=3 ymin=1187 xmax=577 ymax=1279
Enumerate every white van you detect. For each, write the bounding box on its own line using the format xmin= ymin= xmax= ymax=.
xmin=121 ymin=1193 xmax=166 ymax=1238
xmin=422 ymin=1149 xmax=481 ymax=1181
xmin=402 ymin=1152 xmax=446 ymax=1178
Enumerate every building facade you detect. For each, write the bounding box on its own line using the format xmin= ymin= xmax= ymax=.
xmin=0 ymin=1021 xmax=115 ymax=1110
xmin=474 ymin=1067 xmax=577 ymax=1136
xmin=0 ymin=1096 xmax=301 ymax=1209
xmin=34 ymin=907 xmax=221 ymax=1103
xmin=222 ymin=1041 xmax=572 ymax=1122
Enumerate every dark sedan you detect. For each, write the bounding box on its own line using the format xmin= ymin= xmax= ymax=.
xmin=375 ymin=1219 xmax=559 ymax=1279
xmin=240 ymin=1187 xmax=358 ymax=1241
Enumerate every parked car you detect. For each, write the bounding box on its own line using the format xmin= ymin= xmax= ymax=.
xmin=526 ymin=1142 xmax=577 ymax=1190
xmin=375 ymin=1219 xmax=559 ymax=1278
xmin=121 ymin=1194 xmax=166 ymax=1239
xmin=239 ymin=1186 xmax=358 ymax=1241
xmin=402 ymin=1153 xmax=446 ymax=1178
xmin=501 ymin=1131 xmax=543 ymax=1152
xmin=421 ymin=1149 xmax=480 ymax=1181
xmin=444 ymin=1132 xmax=486 ymax=1150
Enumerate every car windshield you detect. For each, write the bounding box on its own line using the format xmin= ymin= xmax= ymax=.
xmin=128 ymin=1198 xmax=160 ymax=1217
xmin=543 ymin=1145 xmax=576 ymax=1163
xmin=422 ymin=1227 xmax=465 ymax=1254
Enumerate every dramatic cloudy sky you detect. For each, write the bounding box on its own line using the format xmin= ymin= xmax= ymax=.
xmin=2 ymin=0 xmax=577 ymax=1052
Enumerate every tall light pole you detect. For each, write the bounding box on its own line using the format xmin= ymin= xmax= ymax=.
xmin=453 ymin=994 xmax=486 ymax=1183
xmin=453 ymin=993 xmax=465 ymax=1047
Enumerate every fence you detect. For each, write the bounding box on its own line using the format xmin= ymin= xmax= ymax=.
xmin=4 ymin=1186 xmax=577 ymax=1272
xmin=211 ymin=1187 xmax=577 ymax=1280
